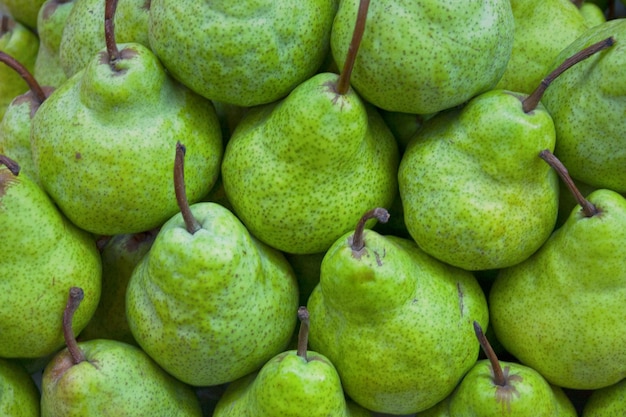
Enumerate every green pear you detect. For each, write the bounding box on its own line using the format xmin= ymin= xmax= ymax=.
xmin=41 ymin=287 xmax=202 ymax=417
xmin=0 ymin=155 xmax=101 ymax=358
xmin=447 ymin=322 xmax=577 ymax=416
xmin=582 ymin=378 xmax=626 ymax=416
xmin=330 ymin=0 xmax=514 ymax=114
xmin=79 ymin=229 xmax=158 ymax=345
xmin=284 ymin=252 xmax=325 ymax=308
xmin=541 ymin=18 xmax=626 ymax=192
xmin=31 ymin=0 xmax=223 ymax=236
xmin=494 ymin=0 xmax=588 ymax=94
xmin=0 ymin=0 xmax=45 ymax=29
xmin=34 ymin=0 xmax=76 ymax=87
xmin=221 ymin=1 xmax=398 ymax=254
xmin=59 ymin=0 xmax=149 ymax=77
xmin=308 ymin=208 xmax=489 ymax=414
xmin=148 ymin=0 xmax=337 ymax=106
xmin=126 ymin=143 xmax=299 ymax=386
xmin=213 ymin=307 xmax=371 ymax=417
xmin=0 ymin=15 xmax=38 ymax=119
xmin=489 ymin=151 xmax=626 ymax=390
xmin=578 ymin=1 xmax=608 ymax=27
xmin=0 ymin=358 xmax=40 ymax=417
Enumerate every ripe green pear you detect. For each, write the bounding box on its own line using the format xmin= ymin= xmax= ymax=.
xmin=0 ymin=0 xmax=45 ymax=29
xmin=331 ymin=0 xmax=514 ymax=114
xmin=148 ymin=0 xmax=337 ymax=106
xmin=583 ymin=378 xmax=626 ymax=416
xmin=0 ymin=158 xmax=101 ymax=358
xmin=541 ymin=19 xmax=626 ymax=192
xmin=0 ymin=358 xmax=40 ymax=417
xmin=221 ymin=72 xmax=399 ymax=254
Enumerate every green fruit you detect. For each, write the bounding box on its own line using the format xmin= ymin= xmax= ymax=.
xmin=0 ymin=358 xmax=40 ymax=417
xmin=0 ymin=0 xmax=45 ymax=29
xmin=583 ymin=379 xmax=626 ymax=416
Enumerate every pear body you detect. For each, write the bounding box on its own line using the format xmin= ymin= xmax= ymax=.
xmin=126 ymin=202 xmax=299 ymax=386
xmin=583 ymin=378 xmax=626 ymax=416
xmin=398 ymin=90 xmax=559 ymax=271
xmin=41 ymin=339 xmax=202 ymax=417
xmin=490 ymin=189 xmax=626 ymax=389
xmin=331 ymin=0 xmax=514 ymax=114
xmin=308 ymin=230 xmax=489 ymax=414
xmin=541 ymin=19 xmax=626 ymax=192
xmin=148 ymin=0 xmax=337 ymax=106
xmin=221 ymin=72 xmax=399 ymax=254
xmin=31 ymin=42 xmax=223 ymax=236
xmin=0 ymin=358 xmax=40 ymax=417
xmin=0 ymin=164 xmax=101 ymax=358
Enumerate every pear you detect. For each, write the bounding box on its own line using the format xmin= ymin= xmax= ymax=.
xmin=308 ymin=208 xmax=489 ymax=414
xmin=541 ymin=18 xmax=626 ymax=192
xmin=41 ymin=287 xmax=203 ymax=417
xmin=577 ymin=1 xmax=608 ymax=26
xmin=0 ymin=0 xmax=45 ymax=29
xmin=398 ymin=37 xmax=613 ymax=271
xmin=213 ymin=307 xmax=371 ymax=417
xmin=125 ymin=143 xmax=299 ymax=386
xmin=0 ymin=358 xmax=40 ymax=417
xmin=221 ymin=0 xmax=399 ymax=254
xmin=330 ymin=0 xmax=514 ymax=114
xmin=148 ymin=0 xmax=337 ymax=106
xmin=31 ymin=0 xmax=223 ymax=236
xmin=489 ymin=150 xmax=626 ymax=390
xmin=447 ymin=322 xmax=577 ymax=416
xmin=0 ymin=155 xmax=101 ymax=358
xmin=582 ymin=378 xmax=626 ymax=416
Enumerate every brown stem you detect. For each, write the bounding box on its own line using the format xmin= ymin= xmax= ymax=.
xmin=0 ymin=51 xmax=48 ymax=104
xmin=296 ymin=306 xmax=310 ymax=361
xmin=539 ymin=149 xmax=598 ymax=217
xmin=174 ymin=142 xmax=202 ymax=234
xmin=473 ymin=321 xmax=505 ymax=387
xmin=522 ymin=37 xmax=614 ymax=113
xmin=570 ymin=0 xmax=583 ymax=7
xmin=335 ymin=0 xmax=371 ymax=95
xmin=0 ymin=155 xmax=21 ymax=176
xmin=104 ymin=0 xmax=121 ymax=68
xmin=351 ymin=207 xmax=389 ymax=252
xmin=63 ymin=287 xmax=86 ymax=365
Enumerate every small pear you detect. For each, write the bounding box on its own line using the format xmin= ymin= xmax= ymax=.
xmin=0 ymin=358 xmax=40 ymax=417
xmin=582 ymin=378 xmax=626 ymax=416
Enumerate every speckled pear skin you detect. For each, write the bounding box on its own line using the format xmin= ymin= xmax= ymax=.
xmin=148 ymin=0 xmax=337 ymax=106
xmin=448 ymin=360 xmax=577 ymax=417
xmin=398 ymin=90 xmax=559 ymax=271
xmin=40 ymin=339 xmax=203 ymax=417
xmin=34 ymin=0 xmax=76 ymax=88
xmin=541 ymin=19 xmax=626 ymax=193
xmin=583 ymin=378 xmax=626 ymax=416
xmin=0 ymin=18 xmax=39 ymax=119
xmin=494 ymin=0 xmax=588 ymax=95
xmin=31 ymin=42 xmax=223 ymax=236
xmin=59 ymin=0 xmax=150 ymax=78
xmin=0 ymin=358 xmax=40 ymax=417
xmin=0 ymin=165 xmax=101 ymax=358
xmin=330 ymin=0 xmax=514 ymax=114
xmin=221 ymin=72 xmax=399 ymax=255
xmin=126 ymin=202 xmax=299 ymax=387
xmin=307 ymin=230 xmax=489 ymax=415
xmin=490 ymin=189 xmax=626 ymax=390
xmin=213 ymin=350 xmax=370 ymax=417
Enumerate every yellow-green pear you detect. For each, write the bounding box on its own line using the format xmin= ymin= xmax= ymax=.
xmin=0 ymin=358 xmax=40 ymax=417
xmin=582 ymin=379 xmax=626 ymax=416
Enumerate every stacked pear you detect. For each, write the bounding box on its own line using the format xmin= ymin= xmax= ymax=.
xmin=0 ymin=358 xmax=40 ymax=416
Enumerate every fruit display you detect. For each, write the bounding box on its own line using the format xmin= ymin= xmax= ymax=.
xmin=0 ymin=0 xmax=625 ymax=416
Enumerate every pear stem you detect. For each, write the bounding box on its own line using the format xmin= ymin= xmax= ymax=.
xmin=0 ymin=51 xmax=48 ymax=104
xmin=174 ymin=142 xmax=202 ymax=234
xmin=63 ymin=287 xmax=86 ymax=365
xmin=104 ymin=0 xmax=121 ymax=68
xmin=335 ymin=0 xmax=371 ymax=96
xmin=539 ymin=149 xmax=598 ymax=217
xmin=351 ymin=207 xmax=390 ymax=252
xmin=522 ymin=37 xmax=614 ymax=113
xmin=0 ymin=155 xmax=21 ymax=176
xmin=473 ymin=321 xmax=506 ymax=387
xmin=1 ymin=15 xmax=8 ymax=34
xmin=296 ymin=306 xmax=310 ymax=361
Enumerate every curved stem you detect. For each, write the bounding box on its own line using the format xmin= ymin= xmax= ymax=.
xmin=539 ymin=149 xmax=598 ymax=217
xmin=63 ymin=287 xmax=86 ymax=365
xmin=174 ymin=142 xmax=202 ymax=234
xmin=335 ymin=0 xmax=371 ymax=95
xmin=473 ymin=321 xmax=505 ymax=387
xmin=0 ymin=155 xmax=21 ymax=176
xmin=296 ymin=306 xmax=310 ymax=361
xmin=351 ymin=207 xmax=389 ymax=252
xmin=522 ymin=37 xmax=614 ymax=113
xmin=0 ymin=51 xmax=48 ymax=104
xmin=104 ymin=0 xmax=121 ymax=67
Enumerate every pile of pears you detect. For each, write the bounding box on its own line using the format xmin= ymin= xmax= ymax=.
xmin=1 ymin=0 xmax=626 ymax=415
